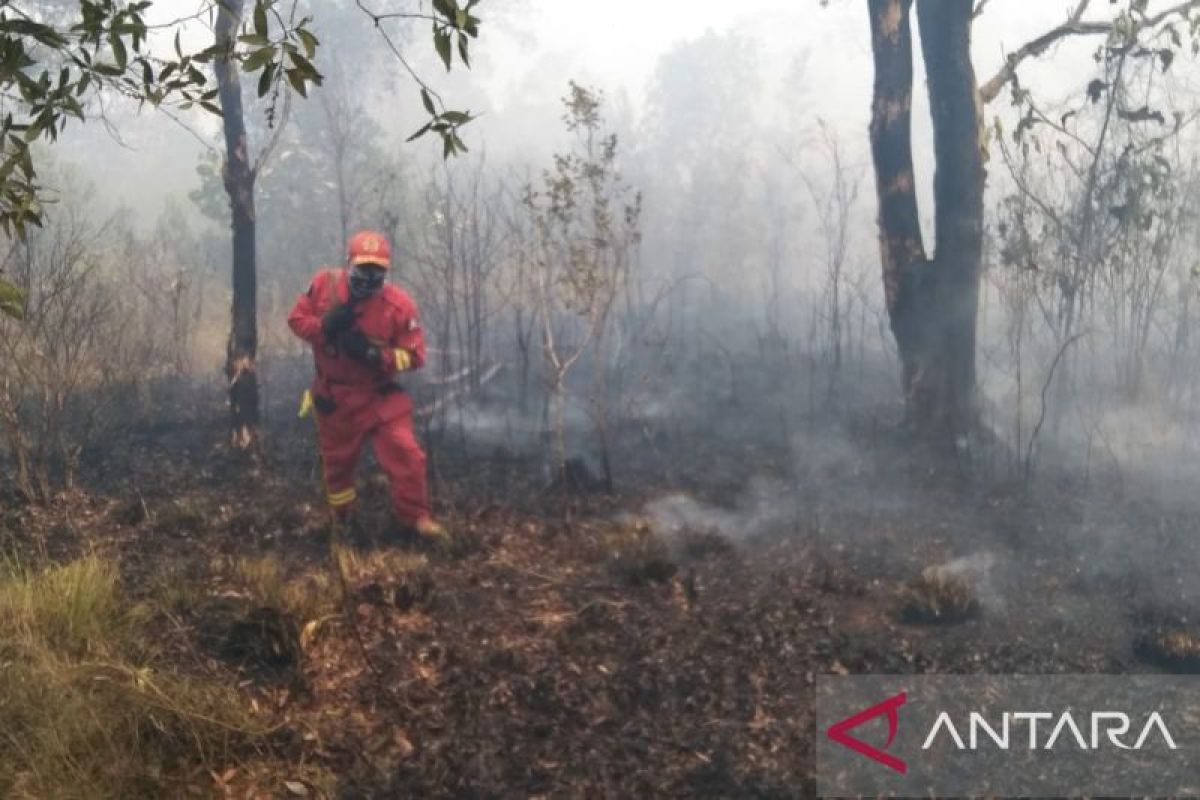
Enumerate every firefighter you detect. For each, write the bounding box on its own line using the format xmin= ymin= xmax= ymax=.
xmin=288 ymin=230 xmax=448 ymax=545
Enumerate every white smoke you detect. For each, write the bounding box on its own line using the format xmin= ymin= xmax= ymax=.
xmin=638 ymin=476 xmax=793 ymax=543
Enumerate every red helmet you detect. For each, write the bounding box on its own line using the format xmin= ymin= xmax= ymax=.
xmin=347 ymin=230 xmax=392 ymax=269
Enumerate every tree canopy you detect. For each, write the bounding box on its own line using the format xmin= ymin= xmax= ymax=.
xmin=0 ymin=0 xmax=482 ymax=318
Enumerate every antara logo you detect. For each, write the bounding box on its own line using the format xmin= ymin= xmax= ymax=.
xmin=826 ymin=693 xmax=1179 ymax=775
xmin=826 ymin=692 xmax=909 ymax=774
xmin=922 ymin=711 xmax=1178 ymax=751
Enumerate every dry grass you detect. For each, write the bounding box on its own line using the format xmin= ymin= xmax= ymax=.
xmin=0 ymin=555 xmax=272 ymax=799
xmin=235 ymin=554 xmax=338 ymax=623
xmin=334 ymin=546 xmax=429 ymax=583
xmin=1156 ymin=630 xmax=1200 ymax=660
xmin=1136 ymin=627 xmax=1200 ymax=672
xmin=601 ymin=520 xmax=678 ymax=586
xmin=899 ymin=566 xmax=981 ymax=624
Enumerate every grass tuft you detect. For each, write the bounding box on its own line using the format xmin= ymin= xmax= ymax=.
xmin=602 ymin=520 xmax=678 ymax=586
xmin=899 ymin=566 xmax=981 ymax=624
xmin=235 ymin=554 xmax=338 ymax=623
xmin=0 ymin=555 xmax=270 ymax=799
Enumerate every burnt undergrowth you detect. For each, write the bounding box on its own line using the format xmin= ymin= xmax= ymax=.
xmin=1 ymin=362 xmax=1198 ymax=796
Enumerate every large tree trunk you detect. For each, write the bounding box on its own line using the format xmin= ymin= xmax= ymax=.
xmin=215 ymin=0 xmax=260 ymax=450
xmin=866 ymin=0 xmax=930 ymax=417
xmin=916 ymin=0 xmax=984 ymax=441
xmin=866 ymin=0 xmax=983 ymax=445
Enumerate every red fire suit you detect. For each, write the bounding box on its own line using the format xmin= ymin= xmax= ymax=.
xmin=288 ymin=268 xmax=430 ymax=525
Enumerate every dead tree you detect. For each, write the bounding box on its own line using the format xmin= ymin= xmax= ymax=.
xmin=215 ymin=0 xmax=260 ymax=450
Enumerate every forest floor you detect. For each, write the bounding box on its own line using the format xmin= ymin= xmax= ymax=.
xmin=4 ymin=374 xmax=1200 ymax=798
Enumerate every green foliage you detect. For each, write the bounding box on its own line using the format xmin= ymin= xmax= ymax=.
xmin=391 ymin=0 xmax=483 ymax=158
xmin=0 ymin=276 xmax=24 ymax=319
xmin=407 ymin=86 xmax=476 ymax=159
xmin=0 ymin=1 xmax=318 ymax=240
xmin=524 ymin=82 xmax=642 ymax=318
xmin=357 ymin=0 xmax=482 ymax=157
xmin=2 ymin=0 xmax=482 ymax=238
xmin=431 ymin=0 xmax=481 ymax=71
xmin=234 ymin=1 xmax=322 ymax=104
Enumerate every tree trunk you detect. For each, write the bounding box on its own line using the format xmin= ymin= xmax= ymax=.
xmin=916 ymin=0 xmax=984 ymax=441
xmin=866 ymin=0 xmax=930 ymax=415
xmin=215 ymin=0 xmax=260 ymax=450
xmin=866 ymin=0 xmax=984 ymax=444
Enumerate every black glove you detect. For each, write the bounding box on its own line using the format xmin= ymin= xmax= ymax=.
xmin=322 ymin=304 xmax=356 ymax=338
xmin=339 ymin=328 xmax=382 ymax=367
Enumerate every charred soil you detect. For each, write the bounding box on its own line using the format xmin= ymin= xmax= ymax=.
xmin=2 ymin=391 xmax=1196 ymax=797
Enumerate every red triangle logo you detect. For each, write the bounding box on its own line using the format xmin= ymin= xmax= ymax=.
xmin=826 ymin=691 xmax=908 ymax=774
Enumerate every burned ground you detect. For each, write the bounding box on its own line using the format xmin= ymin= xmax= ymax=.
xmin=4 ymin=362 xmax=1197 ymax=798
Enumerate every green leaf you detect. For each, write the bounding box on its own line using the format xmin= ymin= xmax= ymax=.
xmin=238 ymin=33 xmax=270 ymax=46
xmin=440 ymin=110 xmax=471 ymax=124
xmin=110 ymin=32 xmax=128 ymax=70
xmin=6 ymin=19 xmax=66 ymax=50
xmin=254 ymin=2 xmax=269 ymax=38
xmin=434 ymin=28 xmax=452 ymax=71
xmin=421 ymin=88 xmax=436 ymax=115
xmin=406 ymin=121 xmax=433 ymax=142
xmin=257 ymin=61 xmax=275 ymax=97
xmin=288 ymin=51 xmax=319 ymax=79
xmin=457 ymin=33 xmax=470 ymax=67
xmin=286 ymin=67 xmax=308 ymax=98
xmin=298 ymin=28 xmax=319 ymax=59
xmin=241 ymin=45 xmax=276 ymax=73
xmin=0 ymin=277 xmax=26 ymax=320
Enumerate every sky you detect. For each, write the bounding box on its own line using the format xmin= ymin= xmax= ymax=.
xmin=60 ymin=0 xmax=1191 ymax=223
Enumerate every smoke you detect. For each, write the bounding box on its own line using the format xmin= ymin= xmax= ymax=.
xmin=639 ymin=476 xmax=794 ymax=543
xmin=928 ymin=552 xmax=1005 ymax=613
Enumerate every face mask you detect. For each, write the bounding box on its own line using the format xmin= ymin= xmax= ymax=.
xmin=349 ymin=265 xmax=386 ymax=300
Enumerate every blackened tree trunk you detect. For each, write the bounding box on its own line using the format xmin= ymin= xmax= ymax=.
xmin=866 ymin=0 xmax=983 ymax=445
xmin=915 ymin=0 xmax=984 ymax=441
xmin=215 ymin=0 xmax=260 ymax=450
xmin=866 ymin=0 xmax=929 ymax=406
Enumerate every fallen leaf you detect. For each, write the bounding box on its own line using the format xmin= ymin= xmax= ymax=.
xmin=284 ymin=779 xmax=310 ymax=796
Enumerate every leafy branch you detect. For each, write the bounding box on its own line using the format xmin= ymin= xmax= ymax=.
xmin=356 ymin=0 xmax=482 ymax=158
xmin=0 ymin=0 xmax=318 ymax=239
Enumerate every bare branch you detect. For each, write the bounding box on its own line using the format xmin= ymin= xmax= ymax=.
xmin=979 ymin=0 xmax=1199 ymax=105
xmin=971 ymin=0 xmax=995 ymax=20
xmin=1025 ymin=330 xmax=1087 ymax=481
